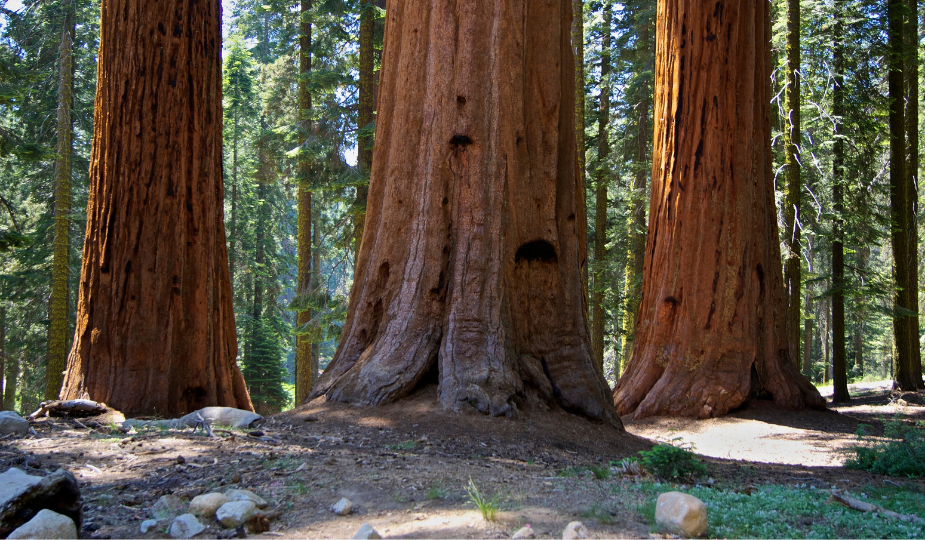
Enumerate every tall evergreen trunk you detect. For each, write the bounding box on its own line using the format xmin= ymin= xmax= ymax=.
xmin=295 ymin=0 xmax=315 ymax=403
xmin=612 ymin=0 xmax=824 ymax=418
xmin=3 ymin=351 xmax=16 ymax=411
xmin=0 ymin=298 xmax=5 ymax=409
xmin=230 ymin=111 xmax=239 ymax=287
xmin=783 ymin=0 xmax=802 ymax=364
xmin=887 ymin=0 xmax=919 ymax=390
xmin=904 ymin=0 xmax=922 ymax=387
xmin=355 ymin=0 xmax=374 ymax=259
xmin=573 ymin=0 xmax=588 ymax=297
xmin=61 ymin=0 xmax=252 ymax=416
xmin=831 ymin=3 xmax=849 ymax=402
xmin=46 ymin=4 xmax=75 ymax=399
xmin=591 ymin=4 xmax=611 ymax=371
xmin=802 ymin=291 xmax=812 ymax=375
xmin=620 ymin=20 xmax=651 ymax=375
xmin=854 ymin=246 xmax=870 ymax=375
xmin=311 ymin=205 xmax=321 ymax=381
xmin=308 ymin=0 xmax=620 ymax=426
xmin=824 ymin=295 xmax=831 ymax=383
xmin=252 ymin=182 xmax=267 ymax=342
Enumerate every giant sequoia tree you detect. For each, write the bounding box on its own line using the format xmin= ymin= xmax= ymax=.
xmin=612 ymin=0 xmax=825 ymax=418
xmin=308 ymin=0 xmax=618 ymax=426
xmin=60 ymin=0 xmax=252 ymax=415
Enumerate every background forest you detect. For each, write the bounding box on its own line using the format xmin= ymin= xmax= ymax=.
xmin=0 ymin=0 xmax=922 ymax=414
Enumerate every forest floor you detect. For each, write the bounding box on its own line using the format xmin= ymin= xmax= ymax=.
xmin=3 ymin=381 xmax=925 ymax=539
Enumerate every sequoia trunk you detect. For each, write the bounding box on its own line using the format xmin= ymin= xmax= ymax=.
xmin=612 ymin=0 xmax=824 ymax=418
xmin=572 ymin=0 xmax=588 ymax=296
xmin=60 ymin=0 xmax=252 ymax=416
xmin=308 ymin=0 xmax=618 ymax=425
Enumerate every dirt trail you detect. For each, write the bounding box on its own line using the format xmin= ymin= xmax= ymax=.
xmin=2 ymin=383 xmax=922 ymax=539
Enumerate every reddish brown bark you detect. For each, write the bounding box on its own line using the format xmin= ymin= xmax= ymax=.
xmin=612 ymin=0 xmax=824 ymax=419
xmin=60 ymin=0 xmax=252 ymax=416
xmin=308 ymin=0 xmax=618 ymax=426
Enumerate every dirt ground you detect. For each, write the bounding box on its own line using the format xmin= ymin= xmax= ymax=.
xmin=2 ymin=381 xmax=923 ymax=539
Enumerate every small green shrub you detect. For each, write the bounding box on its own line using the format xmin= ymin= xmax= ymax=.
xmin=588 ymin=465 xmax=612 ymax=480
xmin=388 ymin=440 xmax=419 ymax=452
xmin=637 ymin=442 xmax=706 ymax=480
xmin=466 ymin=478 xmax=499 ymax=521
xmin=425 ymin=482 xmax=446 ymax=500
xmin=845 ymin=420 xmax=925 ymax=478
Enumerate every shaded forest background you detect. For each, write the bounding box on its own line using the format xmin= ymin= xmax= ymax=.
xmin=0 ymin=0 xmax=922 ymax=415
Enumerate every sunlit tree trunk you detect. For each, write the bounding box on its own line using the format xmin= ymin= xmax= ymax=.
xmin=3 ymin=351 xmax=16 ymax=411
xmin=831 ymin=2 xmax=849 ymax=402
xmin=782 ymin=0 xmax=802 ymax=363
xmin=46 ymin=4 xmax=75 ymax=399
xmin=591 ymin=4 xmax=611 ymax=370
xmin=60 ymin=0 xmax=252 ymax=415
xmin=308 ymin=0 xmax=619 ymax=425
xmin=888 ymin=0 xmax=920 ymax=391
xmin=0 ymin=297 xmax=6 ymax=409
xmin=620 ymin=20 xmax=652 ymax=375
xmin=612 ymin=0 xmax=824 ymax=418
xmin=295 ymin=0 xmax=315 ymax=403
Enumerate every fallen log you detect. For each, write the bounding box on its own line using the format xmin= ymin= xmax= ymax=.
xmin=27 ymin=399 xmax=108 ymax=419
xmin=829 ymin=489 xmax=925 ymax=526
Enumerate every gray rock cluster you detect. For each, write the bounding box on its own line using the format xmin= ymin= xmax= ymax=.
xmin=144 ymin=488 xmax=272 ymax=538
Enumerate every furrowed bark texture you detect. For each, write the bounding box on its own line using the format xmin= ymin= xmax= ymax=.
xmin=887 ymin=0 xmax=919 ymax=391
xmin=591 ymin=4 xmax=611 ymax=371
xmin=782 ymin=0 xmax=802 ymax=365
xmin=612 ymin=0 xmax=825 ymax=419
xmin=61 ymin=0 xmax=253 ymax=416
xmin=46 ymin=8 xmax=75 ymax=400
xmin=295 ymin=0 xmax=314 ymax=404
xmin=309 ymin=0 xmax=619 ymax=426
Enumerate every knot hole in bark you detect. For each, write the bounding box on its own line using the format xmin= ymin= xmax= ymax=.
xmin=182 ymin=386 xmax=207 ymax=412
xmin=514 ymin=240 xmax=557 ymax=264
xmin=449 ymin=134 xmax=472 ymax=148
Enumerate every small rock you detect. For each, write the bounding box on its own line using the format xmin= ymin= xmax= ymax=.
xmin=170 ymin=514 xmax=205 ymax=539
xmin=512 ymin=524 xmax=536 ymax=539
xmin=140 ymin=519 xmax=162 ymax=534
xmin=511 ymin=524 xmax=536 ymax=540
xmin=189 ymin=492 xmax=230 ymax=518
xmin=8 ymin=509 xmax=77 ymax=539
xmin=224 ymin=488 xmax=268 ymax=508
xmin=216 ymin=500 xmax=257 ymax=528
xmin=331 ymin=497 xmax=354 ymax=516
xmin=562 ymin=521 xmax=588 ymax=540
xmin=352 ymin=523 xmax=382 ymax=539
xmin=655 ymin=491 xmax=708 ymax=538
xmin=0 ymin=411 xmax=29 ymax=436
xmin=152 ymin=494 xmax=186 ymax=521
xmin=176 ymin=455 xmax=186 ymax=465
xmin=0 ymin=468 xmax=43 ymax=507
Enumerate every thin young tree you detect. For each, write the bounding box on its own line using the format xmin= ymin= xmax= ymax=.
xmin=60 ymin=0 xmax=252 ymax=415
xmin=591 ymin=3 xmax=612 ymax=370
xmin=308 ymin=0 xmax=619 ymax=425
xmin=612 ymin=0 xmax=825 ymax=418
xmin=903 ymin=0 xmax=921 ymax=387
xmin=295 ymin=0 xmax=315 ymax=403
xmin=831 ymin=0 xmax=850 ymax=402
xmin=782 ymin=0 xmax=803 ymax=363
xmin=45 ymin=0 xmax=75 ymax=399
